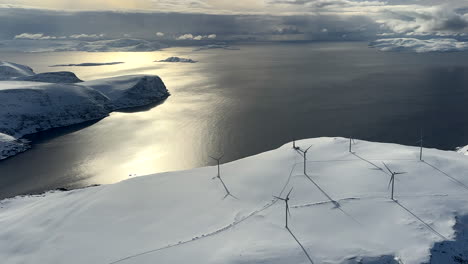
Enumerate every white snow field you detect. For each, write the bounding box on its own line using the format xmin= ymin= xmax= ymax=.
xmin=15 ymin=71 xmax=83 ymax=83
xmin=0 ymin=61 xmax=169 ymax=159
xmin=0 ymin=133 xmax=29 ymax=160
xmin=0 ymin=61 xmax=34 ymax=80
xmin=1 ymin=137 xmax=468 ymax=264
xmin=456 ymin=144 xmax=468 ymax=156
xmin=80 ymin=75 xmax=169 ymax=110
xmin=0 ymin=81 xmax=111 ymax=138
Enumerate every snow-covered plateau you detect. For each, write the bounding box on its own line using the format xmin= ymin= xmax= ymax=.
xmin=0 ymin=61 xmax=169 ymax=159
xmin=369 ymin=38 xmax=468 ymax=53
xmin=1 ymin=137 xmax=468 ymax=264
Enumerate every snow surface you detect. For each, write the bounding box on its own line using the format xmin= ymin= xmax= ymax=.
xmin=0 ymin=61 xmax=34 ymax=80
xmin=80 ymin=75 xmax=169 ymax=110
xmin=1 ymin=137 xmax=468 ymax=264
xmin=157 ymin=57 xmax=197 ymax=63
xmin=15 ymin=71 xmax=83 ymax=83
xmin=456 ymin=145 xmax=468 ymax=156
xmin=0 ymin=61 xmax=169 ymax=159
xmin=0 ymin=61 xmax=82 ymax=83
xmin=0 ymin=81 xmax=110 ymax=138
xmin=369 ymin=38 xmax=468 ymax=53
xmin=0 ymin=132 xmax=29 ymax=159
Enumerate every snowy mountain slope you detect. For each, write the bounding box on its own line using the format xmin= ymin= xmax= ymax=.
xmin=73 ymin=39 xmax=167 ymax=52
xmin=0 ymin=133 xmax=29 ymax=160
xmin=80 ymin=75 xmax=170 ymax=110
xmin=369 ymin=38 xmax=468 ymax=53
xmin=0 ymin=61 xmax=34 ymax=80
xmin=15 ymin=71 xmax=83 ymax=83
xmin=1 ymin=61 xmax=82 ymax=83
xmin=0 ymin=81 xmax=111 ymax=137
xmin=456 ymin=144 xmax=468 ymax=156
xmin=1 ymin=137 xmax=468 ymax=264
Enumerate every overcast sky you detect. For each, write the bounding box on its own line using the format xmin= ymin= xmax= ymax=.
xmin=1 ymin=0 xmax=468 ymax=43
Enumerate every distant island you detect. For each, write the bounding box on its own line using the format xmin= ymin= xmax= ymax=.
xmin=157 ymin=56 xmax=197 ymax=63
xmin=50 ymin=62 xmax=124 ymax=67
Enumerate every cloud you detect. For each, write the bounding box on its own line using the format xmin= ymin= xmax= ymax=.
xmin=3 ymin=3 xmax=468 ymax=46
xmin=14 ymin=32 xmax=106 ymax=40
xmin=14 ymin=33 xmax=57 ymax=40
xmin=377 ymin=5 xmax=468 ymax=36
xmin=369 ymin=38 xmax=468 ymax=52
xmin=176 ymin=33 xmax=217 ymax=40
xmin=177 ymin=33 xmax=194 ymax=40
xmin=69 ymin=33 xmax=104 ymax=39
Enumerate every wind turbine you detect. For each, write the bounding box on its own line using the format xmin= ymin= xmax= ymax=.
xmin=210 ymin=155 xmax=233 ymax=199
xmin=417 ymin=129 xmax=423 ymax=161
xmin=298 ymin=145 xmax=313 ymax=175
xmin=383 ymin=162 xmax=406 ymax=200
xmin=274 ymin=188 xmax=293 ymax=229
xmin=349 ymin=136 xmax=356 ymax=153
xmin=293 ymin=138 xmax=299 ymax=150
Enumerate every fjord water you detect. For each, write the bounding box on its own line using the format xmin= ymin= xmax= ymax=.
xmin=1 ymin=42 xmax=468 ymax=199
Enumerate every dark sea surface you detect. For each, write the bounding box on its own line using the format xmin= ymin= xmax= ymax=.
xmin=1 ymin=42 xmax=468 ymax=199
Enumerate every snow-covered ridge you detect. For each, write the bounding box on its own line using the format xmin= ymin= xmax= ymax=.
xmin=369 ymin=38 xmax=468 ymax=53
xmin=0 ymin=61 xmax=82 ymax=83
xmin=456 ymin=144 xmax=468 ymax=155
xmin=0 ymin=133 xmax=29 ymax=160
xmin=0 ymin=61 xmax=169 ymax=159
xmin=1 ymin=137 xmax=468 ymax=264
xmin=81 ymin=75 xmax=169 ymax=110
xmin=0 ymin=81 xmax=111 ymax=137
xmin=0 ymin=39 xmax=167 ymax=53
xmin=15 ymin=71 xmax=83 ymax=83
xmin=72 ymin=38 xmax=167 ymax=52
xmin=0 ymin=61 xmax=34 ymax=80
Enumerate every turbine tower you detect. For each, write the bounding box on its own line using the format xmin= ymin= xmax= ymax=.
xmin=210 ymin=155 xmax=233 ymax=199
xmin=417 ymin=129 xmax=423 ymax=161
xmin=274 ymin=188 xmax=293 ymax=229
xmin=383 ymin=162 xmax=406 ymax=200
xmin=349 ymin=136 xmax=356 ymax=153
xmin=298 ymin=145 xmax=313 ymax=175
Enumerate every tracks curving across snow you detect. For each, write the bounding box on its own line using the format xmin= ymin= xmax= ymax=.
xmin=107 ymin=153 xmax=302 ymax=264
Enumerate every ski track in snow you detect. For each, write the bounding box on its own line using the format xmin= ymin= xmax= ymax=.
xmin=108 ymin=153 xmax=302 ymax=264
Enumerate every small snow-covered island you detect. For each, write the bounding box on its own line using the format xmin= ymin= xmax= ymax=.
xmin=0 ymin=61 xmax=169 ymax=159
xmin=1 ymin=136 xmax=468 ymax=263
xmin=157 ymin=56 xmax=197 ymax=63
